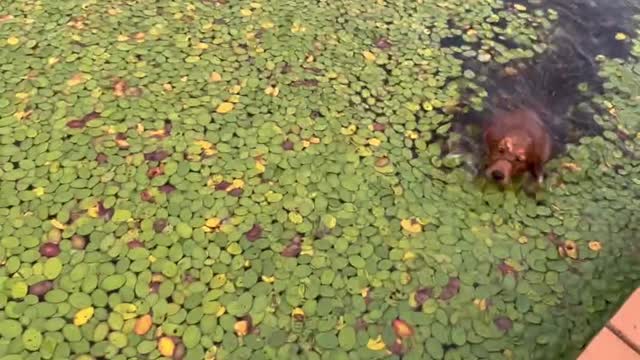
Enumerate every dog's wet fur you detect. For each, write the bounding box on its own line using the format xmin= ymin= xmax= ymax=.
xmin=483 ymin=108 xmax=552 ymax=189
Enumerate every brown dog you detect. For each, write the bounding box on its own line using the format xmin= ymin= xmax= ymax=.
xmin=483 ymin=109 xmax=552 ymax=187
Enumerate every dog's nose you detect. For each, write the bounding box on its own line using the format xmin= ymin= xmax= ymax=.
xmin=491 ymin=170 xmax=505 ymax=181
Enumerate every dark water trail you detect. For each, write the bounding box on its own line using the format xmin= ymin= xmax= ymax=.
xmin=444 ymin=0 xmax=640 ymax=171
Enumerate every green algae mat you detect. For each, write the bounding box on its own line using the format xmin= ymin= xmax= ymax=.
xmin=1 ymin=0 xmax=640 ymax=359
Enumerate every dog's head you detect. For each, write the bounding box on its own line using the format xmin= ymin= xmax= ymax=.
xmin=485 ymin=134 xmax=533 ymax=185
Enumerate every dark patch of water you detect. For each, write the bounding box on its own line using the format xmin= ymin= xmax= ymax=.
xmin=445 ymin=0 xmax=640 ymax=171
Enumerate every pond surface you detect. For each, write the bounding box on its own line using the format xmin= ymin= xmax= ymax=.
xmin=0 ymin=0 xmax=639 ymax=359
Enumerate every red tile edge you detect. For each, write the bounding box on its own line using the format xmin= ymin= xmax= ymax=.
xmin=578 ymin=328 xmax=640 ymax=360
xmin=608 ymin=288 xmax=640 ymax=352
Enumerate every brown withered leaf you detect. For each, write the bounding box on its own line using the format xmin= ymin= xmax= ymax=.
xmin=97 ymin=202 xmax=114 ymax=221
xmin=115 ymin=133 xmax=130 ymax=149
xmin=113 ymin=79 xmax=128 ymax=97
xmin=140 ymin=190 xmax=155 ymax=203
xmin=281 ymin=240 xmax=301 ymax=257
xmin=96 ymin=153 xmax=109 ymax=164
xmin=68 ymin=17 xmax=86 ymax=30
xmin=414 ymin=287 xmax=433 ymax=307
xmin=374 ymin=37 xmax=392 ymax=49
xmin=494 ymin=316 xmax=513 ymax=332
xmin=147 ymin=165 xmax=164 ymax=179
xmin=245 ymin=224 xmax=263 ymax=242
xmin=439 ymin=277 xmax=460 ymax=301
xmin=215 ymin=181 xmax=231 ymax=191
xmin=498 ymin=261 xmax=518 ymax=277
xmin=0 ymin=15 xmax=14 ymax=23
xmin=144 ymin=150 xmax=170 ymax=162
xmin=159 ymin=184 xmax=176 ymax=194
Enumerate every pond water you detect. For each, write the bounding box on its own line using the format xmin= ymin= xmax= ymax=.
xmin=0 ymin=0 xmax=639 ymax=359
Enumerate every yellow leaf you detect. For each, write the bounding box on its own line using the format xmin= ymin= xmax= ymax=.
xmin=340 ymin=124 xmax=357 ymax=135
xmin=291 ymin=22 xmax=306 ymax=33
xmin=367 ymin=335 xmax=386 ymax=351
xmin=148 ymin=255 xmax=157 ymax=263
xmin=360 ymin=288 xmax=369 ymax=298
xmin=513 ymin=3 xmax=527 ymax=11
xmin=195 ymin=140 xmax=214 ymax=150
xmin=234 ymin=320 xmax=250 ymax=336
xmin=362 ymin=50 xmax=376 ymax=62
xmin=195 ymin=42 xmax=209 ymax=49
xmin=32 ymin=187 xmax=45 ymax=197
xmin=15 ymin=110 xmax=31 ymax=119
xmin=615 ymin=32 xmax=627 ymax=41
xmin=368 ymin=138 xmax=381 ymax=146
xmin=15 ymin=92 xmax=30 ymax=100
xmin=261 ymin=275 xmax=275 ymax=283
xmin=392 ymin=319 xmax=414 ymax=338
xmin=7 ymin=36 xmax=19 ymax=45
xmin=264 ymin=85 xmax=279 ymax=96
xmin=51 ymin=219 xmax=66 ymax=230
xmin=208 ymin=175 xmax=224 ymax=187
xmin=300 ymin=245 xmax=314 ymax=256
xmin=240 ymin=8 xmax=252 ymax=16
xmin=404 ymin=130 xmax=419 ymax=139
xmin=255 ymin=159 xmax=266 ymax=173
xmin=474 ymin=298 xmax=488 ymax=311
xmin=47 ymin=57 xmax=60 ymax=66
xmin=73 ymin=307 xmax=95 ymax=326
xmin=117 ymin=34 xmax=129 ymax=42
xmin=205 ymin=217 xmax=221 ymax=229
xmin=87 ymin=204 xmax=99 ymax=218
xmin=291 ymin=307 xmax=305 ymax=317
xmin=561 ymin=162 xmax=581 ymax=172
xmin=134 ymin=314 xmax=153 ymax=335
xmin=302 ymin=140 xmax=311 ymax=148
xmin=261 ymin=21 xmax=274 ymax=29
xmin=288 ymin=212 xmax=303 ymax=224
xmin=403 ymin=251 xmax=416 ymax=261
xmin=228 ymin=179 xmax=245 ymax=190
xmin=229 ymin=85 xmax=242 ymax=94
xmin=309 ymin=137 xmax=320 ymax=144
xmin=67 ymin=73 xmax=90 ymax=87
xmin=400 ymin=219 xmax=422 ymax=233
xmin=216 ymin=102 xmax=234 ymax=114
xmin=136 ymin=123 xmax=145 ymax=134
xmin=517 ymin=236 xmax=528 ymax=244
xmin=588 ymin=241 xmax=602 ymax=252
xmin=216 ymin=306 xmax=226 ymax=317
xmin=158 ymin=337 xmax=175 ymax=357
xmin=322 ymin=214 xmax=336 ymax=229
xmin=209 ymin=72 xmax=222 ymax=82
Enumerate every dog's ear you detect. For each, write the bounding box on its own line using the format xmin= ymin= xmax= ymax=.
xmin=483 ymin=122 xmax=504 ymax=151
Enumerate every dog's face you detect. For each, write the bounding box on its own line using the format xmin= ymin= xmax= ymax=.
xmin=485 ymin=135 xmax=532 ymax=185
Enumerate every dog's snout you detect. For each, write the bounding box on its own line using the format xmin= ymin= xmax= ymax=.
xmin=491 ymin=170 xmax=505 ymax=181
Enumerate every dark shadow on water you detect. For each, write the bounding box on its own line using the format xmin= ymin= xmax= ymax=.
xmin=444 ymin=0 xmax=640 ymax=171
